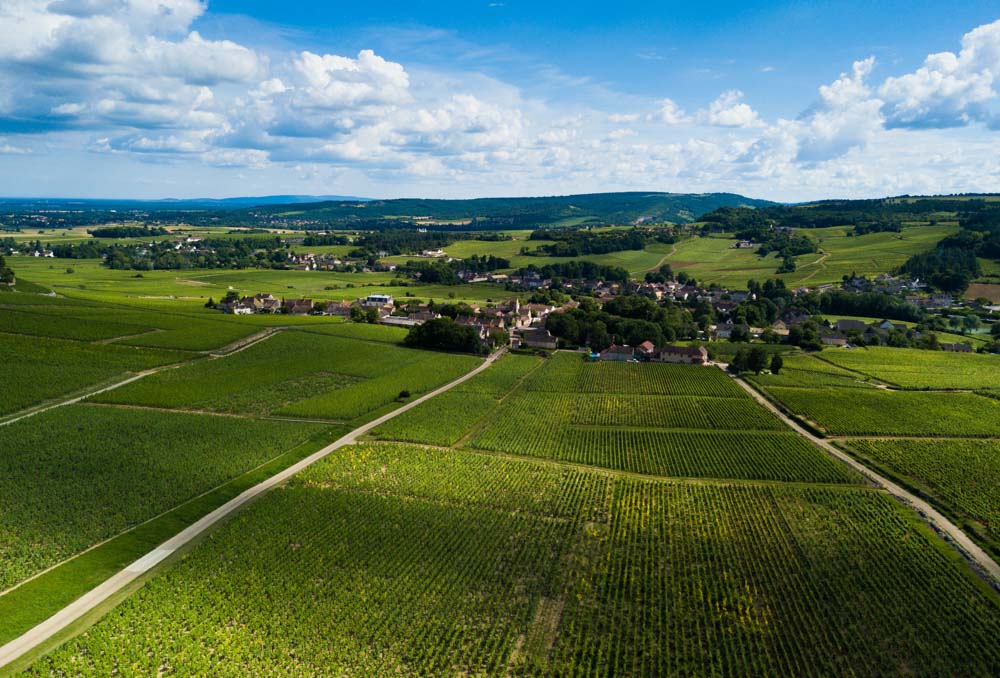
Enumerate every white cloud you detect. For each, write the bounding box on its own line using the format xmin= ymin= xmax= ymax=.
xmin=292 ymin=50 xmax=410 ymax=109
xmin=880 ymin=19 xmax=1000 ymax=128
xmin=648 ymin=98 xmax=688 ymax=124
xmin=699 ymin=90 xmax=764 ymax=128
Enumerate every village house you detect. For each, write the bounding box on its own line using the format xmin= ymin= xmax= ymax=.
xmin=833 ymin=319 xmax=867 ymax=333
xmin=517 ymin=328 xmax=558 ymax=350
xmin=818 ymin=330 xmax=849 ymax=347
xmin=651 ymin=344 xmax=709 ymax=365
xmin=283 ymin=298 xmax=314 ymax=315
xmin=635 ymin=340 xmax=657 ymax=360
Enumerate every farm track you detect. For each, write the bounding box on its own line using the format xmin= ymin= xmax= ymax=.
xmin=208 ymin=326 xmax=284 ymax=357
xmin=730 ymin=370 xmax=1000 ymax=586
xmin=0 ymin=349 xmax=503 ymax=671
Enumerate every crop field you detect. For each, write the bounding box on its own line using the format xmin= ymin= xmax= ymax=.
xmin=815 ymin=347 xmax=1000 ymax=390
xmin=524 ymin=351 xmax=745 ymax=397
xmin=749 ymin=353 xmax=878 ymax=389
xmin=0 ymin=332 xmax=187 ymax=417
xmin=0 ymin=404 xmax=324 ymax=590
xmin=571 ymin=394 xmax=785 ymax=429
xmin=765 ymin=386 xmax=1000 ymax=437
xmin=97 ymin=330 xmax=479 ymax=421
xmin=299 ymin=321 xmax=409 ymax=344
xmin=840 ymin=439 xmax=1000 ymax=553
xmin=29 ymin=444 xmax=1000 ymax=676
xmin=277 ymin=351 xmax=480 ymax=421
xmin=0 ymin=306 xmax=153 ymax=342
xmin=371 ymin=354 xmax=540 ymax=446
xmin=466 ymin=359 xmax=857 ymax=483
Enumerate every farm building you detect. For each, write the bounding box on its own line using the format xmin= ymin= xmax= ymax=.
xmin=518 ymin=328 xmax=558 ymax=350
xmin=651 ymin=345 xmax=709 ymax=365
xmin=599 ymin=345 xmax=635 ymax=362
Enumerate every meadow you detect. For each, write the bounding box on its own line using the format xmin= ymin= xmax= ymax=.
xmin=0 ymin=404 xmax=325 ymax=591
xmin=840 ymin=438 xmax=1000 ymax=555
xmin=27 ymin=443 xmax=1000 ymax=676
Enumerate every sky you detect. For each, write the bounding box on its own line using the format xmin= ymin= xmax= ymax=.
xmin=1 ymin=1 xmax=1000 ymax=201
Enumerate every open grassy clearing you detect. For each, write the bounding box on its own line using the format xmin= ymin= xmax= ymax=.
xmin=371 ymin=353 xmax=541 ymax=446
xmin=0 ymin=333 xmax=187 ymax=417
xmin=816 ymin=347 xmax=1000 ymax=390
xmin=95 ymin=330 xmax=479 ymax=421
xmin=0 ymin=404 xmax=325 ymax=591
xmin=28 ymin=443 xmax=1000 ymax=676
xmin=765 ymin=386 xmax=1000 ymax=437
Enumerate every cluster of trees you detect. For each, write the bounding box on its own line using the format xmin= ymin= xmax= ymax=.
xmin=512 ymin=261 xmax=630 ymax=285
xmin=300 ymin=233 xmax=350 ymax=246
xmin=398 ymin=255 xmax=510 ymax=284
xmin=729 ymin=346 xmax=782 ymax=375
xmin=545 ymin=295 xmax=697 ymax=350
xmin=524 ymin=228 xmax=673 ymax=257
xmin=901 ymin=245 xmax=981 ymax=293
xmin=0 ymin=253 xmax=14 ymax=285
xmin=404 ymin=317 xmax=496 ymax=354
xmin=87 ymin=225 xmax=169 ymax=238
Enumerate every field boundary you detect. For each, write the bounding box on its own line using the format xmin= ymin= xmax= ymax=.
xmin=728 ymin=369 xmax=1000 ymax=587
xmin=0 ymin=349 xmax=501 ymax=670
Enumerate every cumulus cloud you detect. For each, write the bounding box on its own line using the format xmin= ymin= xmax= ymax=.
xmin=648 ymin=98 xmax=687 ymax=124
xmin=699 ymin=90 xmax=764 ymax=128
xmin=1 ymin=3 xmax=1000 ymax=198
xmin=880 ymin=19 xmax=1000 ymax=128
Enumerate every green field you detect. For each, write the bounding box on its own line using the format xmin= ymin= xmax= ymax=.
xmin=0 ymin=404 xmax=324 ymax=591
xmin=765 ymin=386 xmax=1000 ymax=437
xmin=95 ymin=330 xmax=481 ymax=421
xmin=662 ymin=224 xmax=954 ymax=287
xmin=815 ymin=347 xmax=1000 ymax=390
xmin=27 ymin=443 xmax=1000 ymax=676
xmin=840 ymin=438 xmax=1000 ymax=556
xmin=0 ymin=332 xmax=187 ymax=417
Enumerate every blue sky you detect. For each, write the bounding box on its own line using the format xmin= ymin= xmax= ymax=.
xmin=1 ymin=1 xmax=999 ymax=200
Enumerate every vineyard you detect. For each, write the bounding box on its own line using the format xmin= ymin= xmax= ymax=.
xmin=841 ymin=438 xmax=1000 ymax=554
xmin=28 ymin=443 xmax=1000 ymax=676
xmin=0 ymin=306 xmax=153 ymax=342
xmin=524 ymin=352 xmax=746 ymax=397
xmin=0 ymin=404 xmax=324 ymax=591
xmin=96 ymin=331 xmax=480 ymax=421
xmin=371 ymin=354 xmax=541 ymax=446
xmin=765 ymin=386 xmax=1000 ymax=437
xmin=815 ymin=347 xmax=1000 ymax=390
xmin=0 ymin=332 xmax=187 ymax=417
xmin=749 ymin=353 xmax=877 ymax=389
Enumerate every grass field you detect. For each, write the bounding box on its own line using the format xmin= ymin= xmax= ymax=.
xmin=95 ymin=330 xmax=480 ymax=421
xmin=0 ymin=404 xmax=324 ymax=591
xmin=0 ymin=333 xmax=187 ymax=417
xmin=840 ymin=438 xmax=1000 ymax=556
xmin=27 ymin=443 xmax=1000 ymax=676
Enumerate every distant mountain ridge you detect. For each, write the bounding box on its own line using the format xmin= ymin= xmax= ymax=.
xmin=244 ymin=191 xmax=777 ymax=225
xmin=0 ymin=195 xmax=370 ymax=211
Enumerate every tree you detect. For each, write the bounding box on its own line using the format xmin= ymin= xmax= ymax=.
xmin=991 ymin=323 xmax=1000 ymax=338
xmin=770 ymin=353 xmax=784 ymax=374
xmin=404 ymin=318 xmax=483 ymax=354
xmin=748 ymin=347 xmax=769 ymax=375
xmin=729 ymin=348 xmax=749 ymax=374
xmin=221 ymin=290 xmax=239 ymax=304
xmin=0 ymin=253 xmax=14 ymax=285
xmin=204 ymin=297 xmax=216 ymax=309
xmin=365 ymin=307 xmax=380 ymax=324
xmin=729 ymin=325 xmax=750 ymax=343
